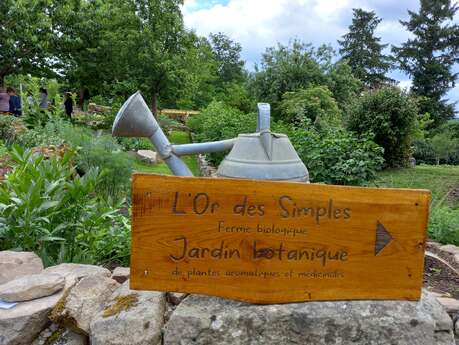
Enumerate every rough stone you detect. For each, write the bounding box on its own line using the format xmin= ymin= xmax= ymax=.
xmin=0 ymin=273 xmax=65 ymax=302
xmin=44 ymin=263 xmax=111 ymax=281
xmin=428 ymin=241 xmax=442 ymax=250
xmin=454 ymin=254 xmax=459 ymax=265
xmin=0 ymin=291 xmax=65 ymax=345
xmin=90 ymin=280 xmax=166 ymax=345
xmin=166 ymin=292 xmax=188 ymax=306
xmin=429 ymin=291 xmax=451 ymax=298
xmin=50 ymin=275 xmax=119 ymax=334
xmin=136 ymin=150 xmax=158 ymax=164
xmin=437 ymin=297 xmax=459 ymax=314
xmin=111 ymin=267 xmax=130 ymax=284
xmin=32 ymin=326 xmax=88 ymax=345
xmin=30 ymin=323 xmax=60 ymax=345
xmin=440 ymin=244 xmax=459 ymax=255
xmin=164 ymin=292 xmax=455 ymax=345
xmin=0 ymin=251 xmax=44 ymax=285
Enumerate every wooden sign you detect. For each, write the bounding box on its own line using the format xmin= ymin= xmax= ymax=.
xmin=131 ymin=174 xmax=430 ymax=304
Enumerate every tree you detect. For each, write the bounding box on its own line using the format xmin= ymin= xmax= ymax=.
xmin=130 ymin=0 xmax=189 ymax=115
xmin=430 ymin=130 xmax=459 ymax=164
xmin=347 ymin=87 xmax=420 ymax=167
xmin=51 ymin=0 xmax=112 ymax=107
xmin=319 ymin=56 xmax=362 ymax=110
xmin=55 ymin=0 xmax=189 ymax=114
xmin=251 ymin=41 xmax=360 ymax=120
xmin=280 ymin=86 xmax=342 ymax=128
xmin=393 ymin=0 xmax=459 ymax=126
xmin=171 ymin=33 xmax=219 ymax=109
xmin=250 ymin=40 xmax=327 ymax=118
xmin=207 ymin=32 xmax=254 ymax=112
xmin=209 ymin=33 xmax=245 ymax=88
xmin=338 ymin=8 xmax=392 ymax=88
xmin=0 ymin=0 xmax=54 ymax=86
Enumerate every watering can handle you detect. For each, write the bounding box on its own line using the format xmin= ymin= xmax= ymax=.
xmin=257 ymin=103 xmax=273 ymax=160
xmin=257 ymin=103 xmax=270 ymax=132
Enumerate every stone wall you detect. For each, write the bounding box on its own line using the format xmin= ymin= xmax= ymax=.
xmin=197 ymin=154 xmax=218 ymax=177
xmin=0 ymin=249 xmax=458 ymax=345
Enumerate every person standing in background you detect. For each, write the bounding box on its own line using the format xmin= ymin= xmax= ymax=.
xmin=0 ymin=87 xmax=10 ymax=114
xmin=39 ymin=88 xmax=48 ymax=110
xmin=7 ymin=87 xmax=22 ymax=116
xmin=64 ymin=92 xmax=73 ymax=118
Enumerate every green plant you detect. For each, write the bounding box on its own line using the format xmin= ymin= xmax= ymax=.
xmin=290 ymin=126 xmax=384 ymax=185
xmin=15 ymin=119 xmax=67 ymax=148
xmin=117 ymin=137 xmax=153 ymax=151
xmin=0 ymin=146 xmax=130 ymax=266
xmin=14 ymin=119 xmax=134 ymax=201
xmin=430 ymin=130 xmax=459 ymax=165
xmin=75 ymin=135 xmax=133 ymax=201
xmin=428 ymin=206 xmax=459 ymax=246
xmin=158 ymin=114 xmax=183 ymax=132
xmin=0 ymin=116 xmax=19 ymax=145
xmin=347 ymin=87 xmax=419 ymax=168
xmin=188 ymin=101 xmax=256 ymax=165
xmin=412 ymin=139 xmax=437 ymax=165
xmin=280 ymin=86 xmax=342 ymax=128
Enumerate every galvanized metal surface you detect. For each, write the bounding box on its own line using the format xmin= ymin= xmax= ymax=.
xmin=172 ymin=139 xmax=236 ymax=156
xmin=112 ymin=92 xmax=192 ymax=176
xmin=216 ymin=132 xmax=309 ymax=181
xmin=112 ymin=92 xmax=309 ymax=182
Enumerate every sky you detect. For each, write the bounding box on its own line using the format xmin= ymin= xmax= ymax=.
xmin=182 ymin=0 xmax=459 ymax=115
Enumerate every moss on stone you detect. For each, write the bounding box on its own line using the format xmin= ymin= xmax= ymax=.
xmin=103 ymin=293 xmax=139 ymax=318
xmin=49 ymin=288 xmax=71 ymax=323
xmin=43 ymin=327 xmax=64 ymax=345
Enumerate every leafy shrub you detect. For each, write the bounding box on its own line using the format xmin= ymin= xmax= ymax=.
xmin=430 ymin=130 xmax=459 ymax=165
xmin=15 ymin=119 xmax=133 ymax=201
xmin=158 ymin=114 xmax=184 ymax=132
xmin=189 ymin=101 xmax=383 ymax=185
xmin=15 ymin=119 xmax=67 ymax=148
xmin=116 ymin=137 xmax=153 ymax=151
xmin=428 ymin=206 xmax=459 ymax=245
xmin=72 ymin=113 xmax=107 ymax=130
xmin=188 ymin=101 xmax=256 ymax=165
xmin=76 ymin=135 xmax=133 ymax=201
xmin=446 ymin=120 xmax=459 ymax=139
xmin=53 ymin=123 xmax=133 ymax=201
xmin=280 ymin=86 xmax=342 ymax=128
xmin=347 ymin=87 xmax=419 ymax=168
xmin=412 ymin=139 xmax=437 ymax=165
xmin=290 ymin=126 xmax=384 ymax=185
xmin=214 ymin=82 xmax=255 ymax=113
xmin=0 ymin=147 xmax=130 ymax=266
xmin=0 ymin=116 xmax=19 ymax=145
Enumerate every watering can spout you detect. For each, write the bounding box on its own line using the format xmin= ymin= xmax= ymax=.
xmin=112 ymin=91 xmax=193 ymax=176
xmin=112 ymin=91 xmax=235 ymax=176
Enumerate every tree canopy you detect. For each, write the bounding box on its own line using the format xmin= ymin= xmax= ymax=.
xmin=0 ymin=0 xmax=54 ymax=86
xmin=393 ymin=0 xmax=459 ymax=126
xmin=251 ymin=41 xmax=360 ymax=119
xmin=338 ymin=8 xmax=392 ymax=89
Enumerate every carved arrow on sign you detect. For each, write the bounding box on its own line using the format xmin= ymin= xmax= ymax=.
xmin=375 ymin=221 xmax=393 ymax=256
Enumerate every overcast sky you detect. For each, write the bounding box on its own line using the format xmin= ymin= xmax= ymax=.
xmin=182 ymin=0 xmax=459 ymax=115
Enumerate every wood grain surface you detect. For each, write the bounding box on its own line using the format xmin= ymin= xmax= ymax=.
xmin=130 ymin=174 xmax=430 ymax=304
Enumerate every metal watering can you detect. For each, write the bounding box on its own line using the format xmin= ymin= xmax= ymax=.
xmin=112 ymin=92 xmax=309 ymax=182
